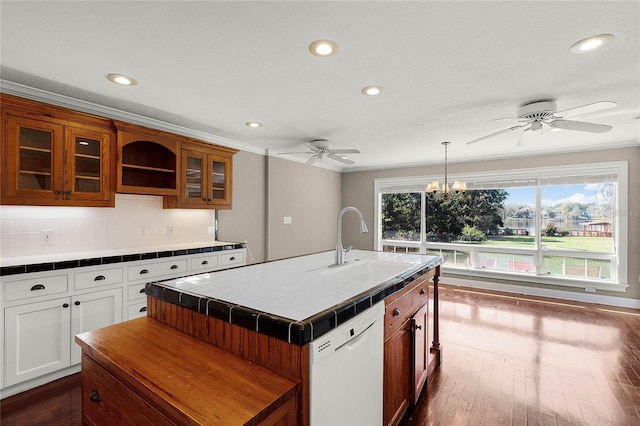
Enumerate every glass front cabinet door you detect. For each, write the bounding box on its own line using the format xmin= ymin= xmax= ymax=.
xmin=3 ymin=114 xmax=113 ymax=206
xmin=178 ymin=149 xmax=232 ymax=209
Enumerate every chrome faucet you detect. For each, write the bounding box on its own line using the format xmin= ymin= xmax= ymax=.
xmin=335 ymin=207 xmax=368 ymax=266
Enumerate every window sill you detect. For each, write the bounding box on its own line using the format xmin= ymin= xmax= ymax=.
xmin=441 ymin=265 xmax=628 ymax=293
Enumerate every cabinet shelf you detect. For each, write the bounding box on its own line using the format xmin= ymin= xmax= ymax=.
xmin=75 ymin=153 xmax=101 ymax=160
xmin=76 ymin=175 xmax=101 ymax=181
xmin=122 ymin=163 xmax=175 ymax=174
xmin=19 ymin=170 xmax=52 ymax=177
xmin=20 ymin=146 xmax=52 ymax=154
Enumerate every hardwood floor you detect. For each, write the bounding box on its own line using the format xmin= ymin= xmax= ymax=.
xmin=1 ymin=284 xmax=639 ymax=426
xmin=402 ymin=284 xmax=640 ymax=426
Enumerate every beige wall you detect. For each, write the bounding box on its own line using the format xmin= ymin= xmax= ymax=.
xmin=217 ymin=151 xmax=267 ymax=264
xmin=266 ymin=157 xmax=342 ymax=261
xmin=218 ymin=153 xmax=342 ymax=263
xmin=342 ymin=146 xmax=640 ymax=301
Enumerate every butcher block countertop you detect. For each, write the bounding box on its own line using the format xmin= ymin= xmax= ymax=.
xmin=75 ymin=317 xmax=300 ymax=425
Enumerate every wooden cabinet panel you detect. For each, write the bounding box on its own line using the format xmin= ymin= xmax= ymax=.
xmin=165 ymin=142 xmax=236 ymax=209
xmin=115 ymin=121 xmax=179 ymax=196
xmin=82 ymin=355 xmax=175 ymax=426
xmin=1 ymin=99 xmax=114 ymax=207
xmin=383 ymin=275 xmax=431 ymax=426
xmin=412 ymin=303 xmax=428 ymax=405
xmin=384 ymin=321 xmax=411 ymax=426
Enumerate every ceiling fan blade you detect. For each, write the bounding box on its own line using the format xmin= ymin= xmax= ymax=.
xmin=328 ymin=149 xmax=361 ymax=154
xmin=466 ymin=124 xmax=528 ymax=145
xmin=556 ymin=101 xmax=617 ymax=118
xmin=278 ymin=150 xmax=315 ymax=155
xmin=328 ymin=153 xmax=354 ymax=164
xmin=306 ymin=155 xmax=319 ymax=165
xmin=516 ymin=127 xmax=534 ymax=147
xmin=550 ymin=119 xmax=612 ymax=133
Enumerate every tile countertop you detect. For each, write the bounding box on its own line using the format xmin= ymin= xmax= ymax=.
xmin=0 ymin=241 xmax=246 ymax=274
xmin=147 ymin=250 xmax=443 ymax=345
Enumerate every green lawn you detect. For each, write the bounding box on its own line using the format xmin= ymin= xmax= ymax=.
xmin=480 ymin=235 xmax=613 ymax=252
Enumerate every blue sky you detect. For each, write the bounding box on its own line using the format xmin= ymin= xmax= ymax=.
xmin=505 ymin=184 xmax=607 ymax=207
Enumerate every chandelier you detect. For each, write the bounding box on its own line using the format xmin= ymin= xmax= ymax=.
xmin=425 ymin=141 xmax=467 ymax=200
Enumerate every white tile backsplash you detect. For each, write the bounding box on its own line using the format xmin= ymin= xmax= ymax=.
xmin=0 ymin=194 xmax=216 ymax=259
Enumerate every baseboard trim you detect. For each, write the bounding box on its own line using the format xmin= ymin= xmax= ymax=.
xmin=441 ymin=275 xmax=640 ymax=310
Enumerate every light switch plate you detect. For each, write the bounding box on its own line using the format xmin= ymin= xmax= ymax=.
xmin=283 ymin=216 xmax=292 ymax=225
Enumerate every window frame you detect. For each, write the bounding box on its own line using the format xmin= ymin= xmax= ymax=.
xmin=374 ymin=161 xmax=628 ymax=292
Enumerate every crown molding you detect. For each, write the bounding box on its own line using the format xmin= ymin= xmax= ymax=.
xmin=0 ymin=79 xmax=265 ymax=156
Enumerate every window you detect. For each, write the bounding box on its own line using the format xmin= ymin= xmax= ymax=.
xmin=375 ymin=162 xmax=628 ymax=291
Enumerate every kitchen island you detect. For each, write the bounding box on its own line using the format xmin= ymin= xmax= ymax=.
xmin=77 ymin=250 xmax=442 ymax=425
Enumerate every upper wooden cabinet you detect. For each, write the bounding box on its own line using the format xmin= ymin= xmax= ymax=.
xmin=114 ymin=121 xmax=179 ymax=196
xmin=1 ymin=95 xmax=114 ymax=207
xmin=2 ymin=96 xmax=237 ymax=209
xmin=164 ymin=142 xmax=236 ymax=210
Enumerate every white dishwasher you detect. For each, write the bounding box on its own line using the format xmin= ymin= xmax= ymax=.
xmin=309 ymin=302 xmax=385 ymax=426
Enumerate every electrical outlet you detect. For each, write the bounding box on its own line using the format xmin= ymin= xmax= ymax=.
xmin=41 ymin=230 xmax=54 ymax=245
xmin=167 ymin=225 xmax=174 ymax=236
xmin=140 ymin=226 xmax=148 ymax=238
xmin=283 ymin=216 xmax=292 ymax=225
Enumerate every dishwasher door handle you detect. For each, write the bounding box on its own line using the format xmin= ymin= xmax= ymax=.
xmin=334 ymin=321 xmax=376 ymax=352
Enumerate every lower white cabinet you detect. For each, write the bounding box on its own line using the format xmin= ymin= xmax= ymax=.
xmin=1 ymin=247 xmax=246 ymax=393
xmin=3 ymin=288 xmax=122 ymax=386
xmin=70 ymin=288 xmax=122 ymax=365
xmin=4 ymin=298 xmax=71 ymax=386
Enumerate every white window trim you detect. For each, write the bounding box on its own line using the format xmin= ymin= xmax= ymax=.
xmin=374 ymin=161 xmax=628 ymax=292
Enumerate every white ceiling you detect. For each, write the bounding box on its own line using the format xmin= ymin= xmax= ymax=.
xmin=1 ymin=1 xmax=639 ymax=171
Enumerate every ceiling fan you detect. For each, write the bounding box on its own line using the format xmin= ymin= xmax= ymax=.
xmin=279 ymin=139 xmax=361 ymax=165
xmin=466 ymin=100 xmax=617 ymax=146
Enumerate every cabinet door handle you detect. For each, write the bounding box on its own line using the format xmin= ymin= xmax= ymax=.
xmin=229 ymin=256 xmax=236 ymax=261
xmin=170 ymin=264 xmax=178 ymax=270
xmin=63 ymin=303 xmax=69 ymax=308
xmin=90 ymin=389 xmax=100 ymax=402
xmin=55 ymin=190 xmax=63 ymax=196
xmin=75 ymin=301 xmax=81 ymax=306
xmin=415 ymin=324 xmax=422 ymax=330
xmin=201 ymin=260 xmax=208 ymax=265
xmin=65 ymin=191 xmax=73 ymax=196
xmin=420 ymin=288 xmax=426 ymax=295
xmin=30 ymin=284 xmax=46 ymax=291
xmin=139 ymin=269 xmax=149 ymax=275
xmin=139 ymin=307 xmax=148 ymax=313
xmin=94 ymin=275 xmax=106 ymax=281
xmin=393 ymin=308 xmax=400 ymax=317
xmin=139 ymin=288 xmax=146 ymax=294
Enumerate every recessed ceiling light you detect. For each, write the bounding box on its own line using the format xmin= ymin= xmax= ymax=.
xmin=569 ymin=34 xmax=613 ymax=53
xmin=107 ymin=73 xmax=137 ymax=86
xmin=308 ymin=39 xmax=338 ymax=57
xmin=361 ymin=86 xmax=384 ymax=96
xmin=245 ymin=121 xmax=263 ymax=128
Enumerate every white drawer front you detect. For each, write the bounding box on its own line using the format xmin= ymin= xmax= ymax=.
xmin=127 ymin=302 xmax=147 ymax=320
xmin=74 ymin=267 xmax=124 ymax=291
xmin=220 ymin=250 xmax=245 ymax=267
xmin=190 ymin=254 xmax=220 ymax=272
xmin=4 ymin=274 xmax=69 ymax=302
xmin=127 ymin=259 xmax=188 ymax=282
xmin=127 ymin=283 xmax=148 ymax=301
